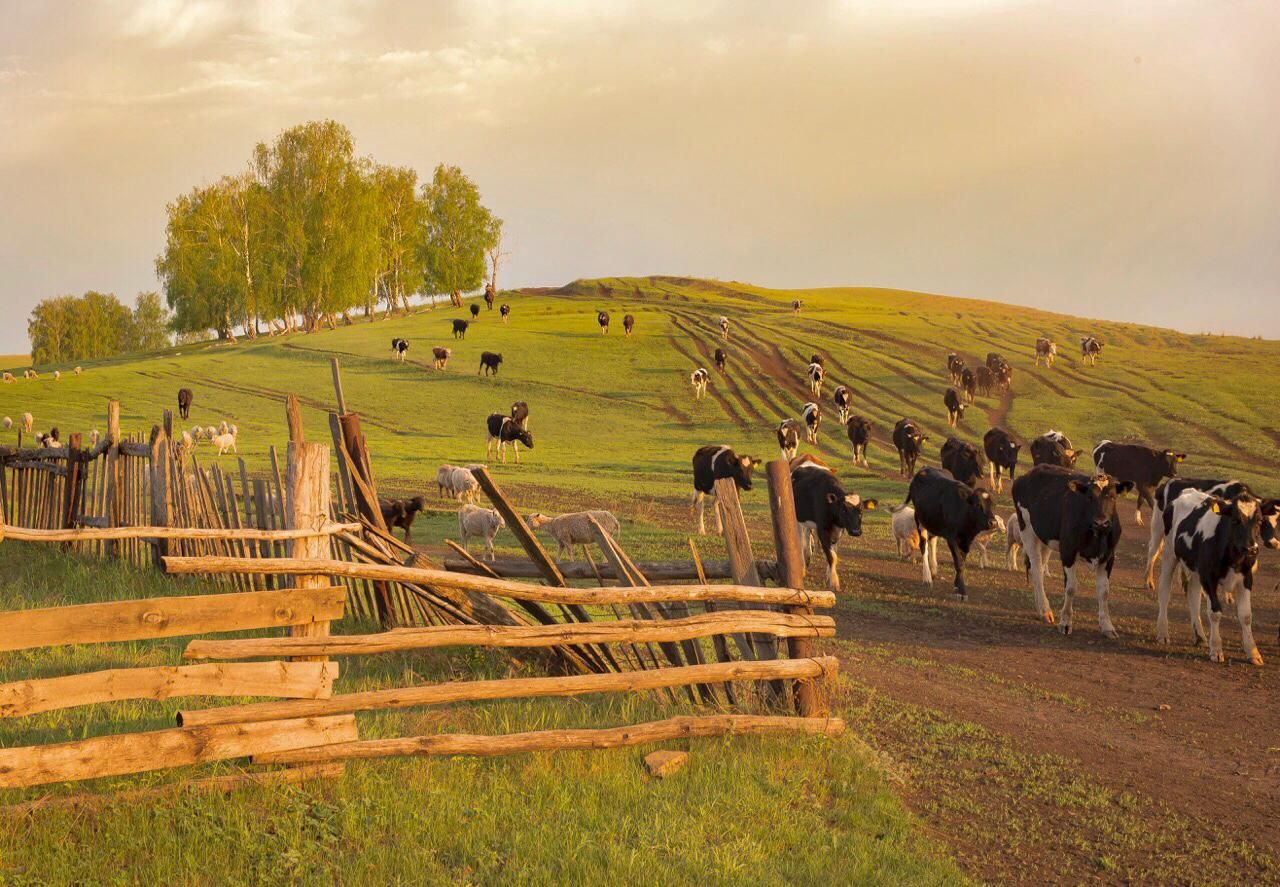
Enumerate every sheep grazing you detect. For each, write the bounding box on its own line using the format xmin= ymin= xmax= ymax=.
xmin=89 ymin=429 xmax=100 ymax=447
xmin=432 ymin=347 xmax=452 ymax=370
xmin=74 ymin=366 xmax=83 ymax=376
xmin=2 ymin=372 xmax=13 ymax=383
xmin=2 ymin=417 xmax=11 ymax=431
xmin=178 ymin=431 xmax=195 ymax=455
xmin=211 ymin=427 xmax=238 ymax=455
xmin=436 ymin=464 xmax=457 ymax=498
xmin=382 ymin=496 xmax=427 ymax=542
xmin=449 ymin=466 xmax=481 ymax=503
xmin=458 ymin=503 xmax=505 ymax=560
xmin=53 ymin=370 xmax=61 ymax=381
xmin=528 ymin=510 xmax=621 ymax=558
xmin=21 ymin=413 xmax=34 ymax=433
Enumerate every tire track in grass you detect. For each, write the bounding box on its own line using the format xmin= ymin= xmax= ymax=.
xmin=667 ymin=315 xmax=768 ymax=424
xmin=663 ymin=333 xmax=750 ymax=427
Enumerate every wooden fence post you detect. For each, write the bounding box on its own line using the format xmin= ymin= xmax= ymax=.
xmin=286 ymin=399 xmax=333 ymax=662
xmin=148 ymin=426 xmax=170 ymax=569
xmin=766 ymin=460 xmax=822 ymax=717
xmin=104 ymin=400 xmax=121 ymax=559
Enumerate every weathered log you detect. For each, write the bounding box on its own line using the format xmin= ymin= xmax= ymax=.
xmin=0 ymin=521 xmax=361 ymax=543
xmin=254 ymin=714 xmax=846 ymax=766
xmin=441 ymin=556 xmax=774 ymax=582
xmin=0 ymin=661 xmax=339 ymax=718
xmin=767 ymin=459 xmax=821 ymax=717
xmin=160 ymin=556 xmax=835 ymax=609
xmin=286 ymin=437 xmax=333 ymax=661
xmin=0 ymin=586 xmax=346 ymax=653
xmin=182 ymin=612 xmax=835 ymax=661
xmin=0 ymin=714 xmax=358 ymax=789
xmin=176 ymin=656 xmax=838 ymax=728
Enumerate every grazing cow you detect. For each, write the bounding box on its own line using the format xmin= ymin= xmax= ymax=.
xmin=947 ymin=353 xmax=966 ymax=386
xmin=806 ymin=362 xmax=825 ymax=397
xmin=510 ymin=401 xmax=530 ymax=430
xmin=943 ymin=388 xmax=966 ymax=427
xmin=1080 ymin=336 xmax=1103 ymax=366
xmin=597 ymin=310 xmax=610 ymax=334
xmin=690 ymin=367 xmax=710 ymax=400
xmin=478 ymin=352 xmax=503 ymax=376
xmin=1034 ymin=337 xmax=1057 ymax=367
xmin=802 ymin=402 xmax=821 ymax=443
xmin=904 ymin=467 xmax=998 ymax=600
xmin=959 ymin=367 xmax=976 ymax=403
xmin=177 ymin=388 xmax=194 ymax=421
xmin=485 ymin=413 xmax=534 ymax=463
xmin=1143 ymin=478 xmax=1251 ymax=589
xmin=452 ymin=319 xmax=469 ymax=339
xmin=1030 ymin=430 xmax=1080 ymax=468
xmin=846 ymin=416 xmax=871 ymax=467
xmin=484 ymin=283 xmax=495 ymax=310
xmin=1155 ymin=488 xmax=1280 ymax=664
xmin=690 ymin=445 xmax=758 ymax=535
xmin=719 ymin=316 xmax=730 ymax=340
xmin=1012 ymin=465 xmax=1133 ymax=634
xmin=791 ymin=461 xmax=878 ymax=592
xmin=714 ymin=348 xmax=727 ymax=372
xmin=381 ymin=496 xmax=426 ymax=542
xmin=892 ymin=418 xmax=928 ymax=477
xmin=940 ymin=437 xmax=983 ymax=487
xmin=470 ymin=303 xmax=481 ymax=320
xmin=1092 ymin=440 xmax=1185 ymax=525
xmin=808 ymin=353 xmax=824 ymax=368
xmin=792 ymin=299 xmax=802 ymax=314
xmin=623 ymin=314 xmax=634 ymax=336
xmin=777 ymin=419 xmax=802 ymax=460
xmin=833 ymin=386 xmax=852 ymax=423
xmin=500 ymin=304 xmax=511 ymax=323
xmin=391 ymin=337 xmax=409 ymax=362
xmin=974 ymin=365 xmax=994 ymax=397
xmin=982 ymin=427 xmax=1021 ymax=493
xmin=432 ymin=346 xmax=452 ymax=370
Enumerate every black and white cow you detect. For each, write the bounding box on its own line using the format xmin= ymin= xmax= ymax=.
xmin=478 ymin=352 xmax=503 ymax=376
xmin=985 ymin=354 xmax=1012 ymax=391
xmin=500 ymin=303 xmax=511 ymax=323
xmin=943 ymin=388 xmax=966 ymax=427
xmin=510 ymin=400 xmax=530 ymax=430
xmin=391 ymin=337 xmax=409 ymax=362
xmin=485 ymin=413 xmax=534 ymax=463
xmin=1143 ymin=478 xmax=1252 ymax=589
xmin=1011 ymin=465 xmax=1133 ymax=635
xmin=802 ymin=402 xmax=821 ymax=443
xmin=833 ymin=385 xmax=852 ymax=423
xmin=1080 ymin=336 xmax=1103 ymax=366
xmin=808 ymin=353 xmax=824 ymax=368
xmin=690 ymin=445 xmax=758 ymax=535
xmin=846 ymin=416 xmax=871 ymax=467
xmin=719 ymin=315 xmax=730 ymax=340
xmin=470 ymin=303 xmax=481 ymax=320
xmin=432 ymin=346 xmax=452 ymax=370
xmin=1092 ymin=440 xmax=1186 ymax=526
xmin=1034 ymin=337 xmax=1057 ymax=367
xmin=451 ymin=319 xmax=469 ymax=339
xmin=947 ymin=353 xmax=965 ymax=385
xmin=623 ymin=314 xmax=634 ymax=336
xmin=777 ymin=419 xmax=802 ymax=460
xmin=892 ymin=418 xmax=927 ymax=477
xmin=792 ymin=460 xmax=877 ymax=592
xmin=806 ymin=362 xmax=825 ymax=397
xmin=982 ymin=427 xmax=1021 ymax=493
xmin=714 ymin=348 xmax=727 ymax=372
xmin=959 ymin=367 xmax=976 ymax=403
xmin=1030 ymin=430 xmax=1079 ymax=468
xmin=940 ymin=437 xmax=983 ymax=488
xmin=975 ymin=365 xmax=994 ymax=397
xmin=904 ymin=467 xmax=998 ymax=599
xmin=1155 ymin=488 xmax=1280 ymax=664
xmin=597 ymin=310 xmax=610 ymax=333
xmin=792 ymin=299 xmax=802 ymax=315
xmin=690 ymin=367 xmax=710 ymax=400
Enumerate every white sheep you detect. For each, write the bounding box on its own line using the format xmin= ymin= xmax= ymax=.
xmin=458 ymin=503 xmax=505 ymax=560
xmin=191 ymin=425 xmax=205 ymax=441
xmin=178 ymin=431 xmax=195 ymax=455
xmin=74 ymin=366 xmax=83 ymax=376
xmin=2 ymin=372 xmax=13 ymax=383
xmin=211 ymin=428 xmax=237 ymax=455
xmin=53 ymin=370 xmax=61 ymax=381
xmin=528 ymin=510 xmax=621 ymax=558
xmin=2 ymin=417 xmax=10 ymax=431
xmin=205 ymin=425 xmax=217 ymax=440
xmin=21 ymin=412 xmax=33 ymax=433
xmin=449 ymin=467 xmax=481 ymax=503
xmin=436 ymin=464 xmax=457 ymax=498
xmin=218 ymin=420 xmax=229 ymax=435
xmin=1005 ymin=512 xmax=1057 ymax=576
xmin=971 ymin=513 xmax=1007 ymax=569
xmin=89 ymin=429 xmax=100 ymax=447
xmin=890 ymin=505 xmax=922 ymax=562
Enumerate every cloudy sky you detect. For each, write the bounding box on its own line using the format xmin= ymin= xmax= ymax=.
xmin=1 ymin=0 xmax=1277 ymax=352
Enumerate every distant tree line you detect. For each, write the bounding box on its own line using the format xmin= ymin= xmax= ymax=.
xmin=28 ymin=291 xmax=172 ymax=365
xmin=155 ymin=119 xmax=504 ymax=339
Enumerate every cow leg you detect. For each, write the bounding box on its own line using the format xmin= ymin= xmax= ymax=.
xmin=712 ymin=494 xmax=724 ymax=534
xmin=929 ymin=535 xmax=940 ymax=576
xmin=1234 ymin=575 xmax=1263 ymax=666
xmin=692 ymin=492 xmax=706 ymax=535
xmin=1184 ymin=573 xmax=1207 ymax=646
xmin=946 ymin=538 xmax=967 ymax=600
xmin=1134 ymin=487 xmax=1150 ymax=527
xmin=1203 ymin=580 xmax=1225 ymax=663
xmin=514 ymin=442 xmax=521 ymax=464
xmin=1155 ymin=548 xmax=1180 ymax=643
xmin=1144 ymin=513 xmax=1166 ymax=590
xmin=1058 ymin=561 xmax=1078 ymax=634
xmin=820 ymin=532 xmax=840 ymax=593
xmin=1094 ymin=557 xmax=1118 ymax=639
xmin=919 ymin=530 xmax=933 ymax=586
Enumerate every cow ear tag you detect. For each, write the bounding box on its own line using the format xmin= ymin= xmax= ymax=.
xmin=864 ymin=499 xmax=878 ymax=510
xmin=1211 ymin=501 xmax=1221 ymax=514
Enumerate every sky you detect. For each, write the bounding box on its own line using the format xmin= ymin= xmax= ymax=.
xmin=1 ymin=0 xmax=1278 ymax=353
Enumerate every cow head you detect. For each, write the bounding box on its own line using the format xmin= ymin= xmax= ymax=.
xmin=1261 ymin=499 xmax=1280 ymax=549
xmin=1208 ymin=494 xmax=1264 ymax=562
xmin=1066 ymin=475 xmax=1134 ymax=536
xmin=993 ymin=438 xmax=1021 ymax=469
xmin=515 ymin=429 xmax=534 ymax=449
xmin=827 ymin=492 xmax=878 ymax=537
xmin=963 ymin=487 xmax=998 ymax=540
xmin=1162 ymin=450 xmax=1188 ymax=476
xmin=733 ymin=455 xmax=759 ymax=490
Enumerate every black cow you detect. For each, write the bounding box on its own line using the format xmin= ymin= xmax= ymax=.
xmin=959 ymin=367 xmax=976 ymax=403
xmin=597 ymin=310 xmax=610 ymax=334
xmin=777 ymin=419 xmax=802 ymax=460
xmin=478 ymin=352 xmax=503 ymax=376
xmin=510 ymin=401 xmax=530 ymax=430
xmin=1155 ymin=488 xmax=1280 ymax=664
xmin=833 ymin=385 xmax=852 ymax=423
xmin=1144 ymin=478 xmax=1252 ymax=589
xmin=846 ymin=416 xmax=871 ymax=468
xmin=940 ymin=437 xmax=983 ymax=487
xmin=1080 ymin=336 xmax=1103 ymax=366
xmin=690 ymin=445 xmax=758 ymax=535
xmin=623 ymin=314 xmax=634 ymax=336
xmin=1030 ymin=431 xmax=1079 ymax=468
xmin=947 ymin=353 xmax=965 ymax=385
xmin=892 ymin=418 xmax=928 ymax=477
xmin=484 ymin=283 xmax=495 ymax=310
xmin=500 ymin=304 xmax=510 ymax=323
xmin=1012 ymin=465 xmax=1133 ymax=635
xmin=974 ymin=365 xmax=994 ymax=397
xmin=391 ymin=337 xmax=409 ymax=362
xmin=470 ymin=303 xmax=481 ymax=320
xmin=904 ymin=467 xmax=998 ymax=600
xmin=792 ymin=461 xmax=878 ymax=592
xmin=943 ymin=388 xmax=966 ymax=427
xmin=714 ymin=348 xmax=727 ymax=372
xmin=177 ymin=388 xmax=194 ymax=421
xmin=381 ymin=496 xmax=426 ymax=542
xmin=802 ymin=402 xmax=821 ymax=443
xmin=982 ymin=428 xmax=1021 ymax=493
xmin=1092 ymin=440 xmax=1186 ymax=526
xmin=451 ymin=319 xmax=469 ymax=339
xmin=485 ymin=413 xmax=534 ymax=464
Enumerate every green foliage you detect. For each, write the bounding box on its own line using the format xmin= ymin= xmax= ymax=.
xmin=420 ymin=163 xmax=498 ymax=302
xmin=127 ymin=291 xmax=173 ymax=353
xmin=27 ymin=290 xmax=135 ymax=364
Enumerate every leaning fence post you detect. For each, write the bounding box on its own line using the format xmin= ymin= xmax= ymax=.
xmin=104 ymin=400 xmax=121 ymax=559
xmin=286 ymin=399 xmax=333 ymax=662
xmin=766 ymin=459 xmax=823 ymax=717
xmin=148 ymin=426 xmax=170 ymax=570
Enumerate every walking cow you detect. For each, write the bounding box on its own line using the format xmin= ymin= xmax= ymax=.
xmin=597 ymin=310 xmax=610 ymax=334
xmin=903 ymin=467 xmax=998 ymax=600
xmin=792 ymin=459 xmax=878 ymax=592
xmin=940 ymin=437 xmax=983 ymax=487
xmin=1092 ymin=440 xmax=1185 ymax=526
xmin=623 ymin=314 xmax=634 ymax=336
xmin=833 ymin=386 xmax=852 ymax=424
xmin=983 ymin=427 xmax=1021 ymax=493
xmin=177 ymin=388 xmax=194 ymax=421
xmin=690 ymin=445 xmax=758 ymax=535
xmin=943 ymin=388 xmax=966 ymax=427
xmin=777 ymin=419 xmax=802 ymax=460
xmin=892 ymin=418 xmax=927 ymax=477
xmin=846 ymin=416 xmax=871 ymax=468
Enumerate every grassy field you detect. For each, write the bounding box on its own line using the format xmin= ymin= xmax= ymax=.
xmin=2 ymin=277 xmax=1279 ymax=884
